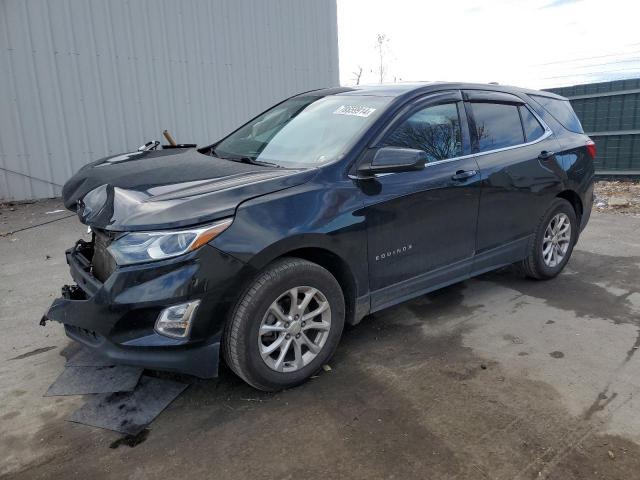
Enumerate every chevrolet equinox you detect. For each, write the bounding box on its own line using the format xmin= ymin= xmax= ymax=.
xmin=42 ymin=83 xmax=595 ymax=391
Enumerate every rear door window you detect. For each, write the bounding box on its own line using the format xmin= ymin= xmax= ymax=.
xmin=530 ymin=95 xmax=584 ymax=133
xmin=519 ymin=106 xmax=545 ymax=141
xmin=469 ymin=102 xmax=524 ymax=152
xmin=381 ymin=103 xmax=463 ymax=162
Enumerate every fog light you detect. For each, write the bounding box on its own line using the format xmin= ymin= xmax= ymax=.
xmin=155 ymin=300 xmax=200 ymax=339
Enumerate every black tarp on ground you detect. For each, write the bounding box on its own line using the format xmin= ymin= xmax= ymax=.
xmin=65 ymin=348 xmax=115 ymax=367
xmin=45 ymin=365 xmax=143 ymax=396
xmin=68 ymin=376 xmax=188 ymax=435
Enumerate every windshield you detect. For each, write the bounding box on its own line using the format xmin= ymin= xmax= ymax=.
xmin=212 ymin=95 xmax=391 ymax=167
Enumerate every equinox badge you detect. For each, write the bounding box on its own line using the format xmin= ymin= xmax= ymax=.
xmin=375 ymin=244 xmax=413 ymax=261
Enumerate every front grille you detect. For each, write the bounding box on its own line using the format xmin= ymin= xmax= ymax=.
xmin=92 ymin=229 xmax=117 ymax=282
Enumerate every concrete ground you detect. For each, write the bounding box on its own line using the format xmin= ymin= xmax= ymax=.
xmin=1 ymin=200 xmax=640 ymax=479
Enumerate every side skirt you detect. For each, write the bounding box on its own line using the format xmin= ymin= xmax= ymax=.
xmin=368 ymin=235 xmax=531 ymax=314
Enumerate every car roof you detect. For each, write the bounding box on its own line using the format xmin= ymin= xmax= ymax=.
xmin=308 ymin=82 xmax=567 ymax=101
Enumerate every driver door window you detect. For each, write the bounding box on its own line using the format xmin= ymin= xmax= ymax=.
xmin=381 ymin=103 xmax=463 ymax=162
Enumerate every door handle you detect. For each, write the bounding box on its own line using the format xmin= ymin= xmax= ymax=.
xmin=451 ymin=169 xmax=478 ymax=181
xmin=538 ymin=150 xmax=555 ymax=160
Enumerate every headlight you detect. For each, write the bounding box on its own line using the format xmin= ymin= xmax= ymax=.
xmin=107 ymin=218 xmax=233 ymax=265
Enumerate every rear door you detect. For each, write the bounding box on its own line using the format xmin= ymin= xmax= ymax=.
xmin=359 ymin=91 xmax=482 ymax=311
xmin=463 ymin=90 xmax=563 ymax=272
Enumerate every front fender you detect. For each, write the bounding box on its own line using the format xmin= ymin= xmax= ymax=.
xmin=211 ymin=179 xmax=370 ymax=305
xmin=245 ymin=233 xmax=349 ymax=271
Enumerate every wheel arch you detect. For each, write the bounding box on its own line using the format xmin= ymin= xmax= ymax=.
xmin=556 ymin=189 xmax=583 ymax=224
xmin=245 ymin=236 xmax=363 ymax=326
xmin=278 ymin=247 xmax=358 ymax=325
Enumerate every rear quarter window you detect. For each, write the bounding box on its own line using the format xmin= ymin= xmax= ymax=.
xmin=530 ymin=95 xmax=584 ymax=134
xmin=519 ymin=106 xmax=545 ymax=141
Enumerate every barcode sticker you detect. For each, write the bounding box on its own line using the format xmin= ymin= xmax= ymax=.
xmin=333 ymin=105 xmax=377 ymax=117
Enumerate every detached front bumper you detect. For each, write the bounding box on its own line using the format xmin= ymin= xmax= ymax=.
xmin=42 ymin=239 xmax=246 ymax=378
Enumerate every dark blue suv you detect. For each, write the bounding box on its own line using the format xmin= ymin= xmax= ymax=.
xmin=43 ymin=82 xmax=595 ymax=391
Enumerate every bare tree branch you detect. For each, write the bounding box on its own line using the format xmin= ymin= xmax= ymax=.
xmin=352 ymin=66 xmax=363 ymax=85
xmin=384 ymin=119 xmax=462 ymax=161
xmin=375 ymin=34 xmax=389 ymax=84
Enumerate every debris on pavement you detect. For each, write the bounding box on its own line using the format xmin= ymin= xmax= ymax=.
xmin=0 ymin=199 xmax=77 ymax=236
xmin=608 ymin=197 xmax=629 ymax=207
xmin=45 ymin=365 xmax=143 ymax=396
xmin=322 ymin=364 xmax=332 ymax=372
xmin=9 ymin=346 xmax=57 ymax=361
xmin=68 ymin=376 xmax=188 ymax=435
xmin=594 ymin=181 xmax=640 ymax=214
xmin=41 ymin=347 xmax=188 ymax=436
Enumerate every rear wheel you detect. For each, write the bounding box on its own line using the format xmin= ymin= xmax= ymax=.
xmin=517 ymin=198 xmax=578 ymax=280
xmin=223 ymin=258 xmax=345 ymax=391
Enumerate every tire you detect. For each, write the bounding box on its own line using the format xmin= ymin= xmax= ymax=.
xmin=517 ymin=197 xmax=578 ymax=280
xmin=223 ymin=257 xmax=345 ymax=391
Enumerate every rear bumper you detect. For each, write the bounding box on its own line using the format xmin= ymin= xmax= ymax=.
xmin=42 ymin=240 xmax=247 ymax=378
xmin=580 ymin=182 xmax=595 ymax=232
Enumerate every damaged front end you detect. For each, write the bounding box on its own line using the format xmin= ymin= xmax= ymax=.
xmin=40 ymin=236 xmax=111 ymax=330
xmin=41 ymin=227 xmax=247 ymax=378
xmin=41 ymin=145 xmax=311 ymax=378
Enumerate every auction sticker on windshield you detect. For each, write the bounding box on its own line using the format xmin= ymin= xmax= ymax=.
xmin=333 ymin=105 xmax=377 ymax=117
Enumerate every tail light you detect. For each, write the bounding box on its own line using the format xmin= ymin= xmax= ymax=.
xmin=586 ymin=139 xmax=596 ymax=159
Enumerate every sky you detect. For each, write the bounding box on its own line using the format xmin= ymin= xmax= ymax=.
xmin=337 ymin=0 xmax=640 ymax=89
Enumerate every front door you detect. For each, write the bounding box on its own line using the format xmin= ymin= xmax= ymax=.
xmin=359 ymin=92 xmax=481 ymax=311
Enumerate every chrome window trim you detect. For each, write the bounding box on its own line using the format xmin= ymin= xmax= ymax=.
xmin=349 ymin=103 xmax=552 ymax=179
xmin=425 ymin=128 xmax=551 ymax=168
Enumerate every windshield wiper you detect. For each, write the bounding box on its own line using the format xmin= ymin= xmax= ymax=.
xmin=246 ymin=158 xmax=282 ymax=168
xmin=210 ymin=147 xmax=282 ymax=168
xmin=226 ymin=155 xmax=281 ymax=168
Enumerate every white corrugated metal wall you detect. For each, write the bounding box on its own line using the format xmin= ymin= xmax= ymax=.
xmin=0 ymin=0 xmax=339 ymax=201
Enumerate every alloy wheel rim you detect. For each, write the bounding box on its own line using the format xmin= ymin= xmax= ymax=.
xmin=542 ymin=213 xmax=571 ymax=268
xmin=258 ymin=286 xmax=332 ymax=373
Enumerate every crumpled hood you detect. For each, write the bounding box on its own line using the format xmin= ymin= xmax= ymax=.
xmin=62 ymin=148 xmax=315 ymax=231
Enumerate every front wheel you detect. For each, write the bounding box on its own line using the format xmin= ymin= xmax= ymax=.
xmin=223 ymin=258 xmax=345 ymax=391
xmin=517 ymin=198 xmax=578 ymax=280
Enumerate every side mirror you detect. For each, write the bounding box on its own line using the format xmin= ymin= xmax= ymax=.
xmin=358 ymin=147 xmax=427 ymax=177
